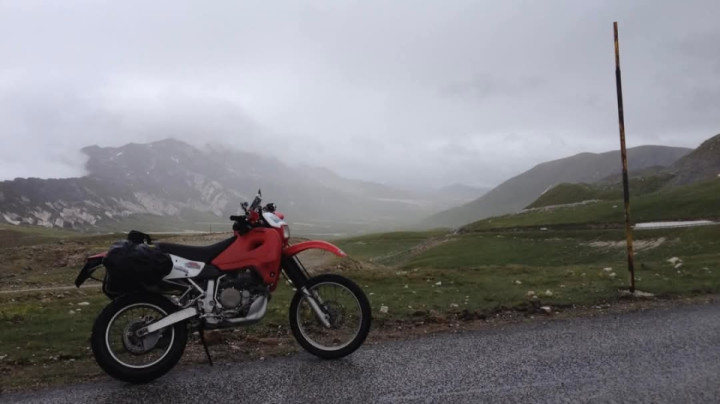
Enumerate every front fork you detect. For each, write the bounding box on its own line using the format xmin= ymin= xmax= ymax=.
xmin=301 ymin=287 xmax=332 ymax=328
xmin=282 ymin=256 xmax=332 ymax=328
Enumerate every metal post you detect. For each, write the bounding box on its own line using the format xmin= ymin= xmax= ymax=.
xmin=613 ymin=22 xmax=636 ymax=293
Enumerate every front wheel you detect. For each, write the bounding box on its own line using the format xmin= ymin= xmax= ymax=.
xmin=91 ymin=293 xmax=188 ymax=383
xmin=289 ymin=274 xmax=371 ymax=359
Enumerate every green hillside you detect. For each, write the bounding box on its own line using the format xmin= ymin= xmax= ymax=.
xmin=421 ymin=145 xmax=690 ymax=228
xmin=464 ymin=179 xmax=720 ymax=232
xmin=668 ymin=133 xmax=720 ymax=186
xmin=527 ymin=173 xmax=675 ymax=209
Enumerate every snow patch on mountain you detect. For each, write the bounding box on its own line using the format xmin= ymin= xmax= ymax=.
xmin=134 ymin=193 xmax=180 ymax=216
xmin=2 ymin=213 xmax=20 ymax=225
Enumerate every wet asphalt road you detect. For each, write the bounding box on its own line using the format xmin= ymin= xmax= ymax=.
xmin=5 ymin=302 xmax=720 ymax=404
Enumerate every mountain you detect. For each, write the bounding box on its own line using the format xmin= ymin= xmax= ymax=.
xmin=435 ymin=183 xmax=490 ymax=205
xmin=0 ymin=139 xmax=453 ymax=236
xmin=523 ymin=133 xmax=720 ymax=210
xmin=667 ymin=134 xmax=720 ymax=186
xmin=421 ymin=145 xmax=692 ymax=228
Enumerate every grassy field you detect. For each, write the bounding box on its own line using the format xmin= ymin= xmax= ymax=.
xmin=334 ymin=230 xmax=448 ymax=266
xmin=342 ymin=225 xmax=720 ymax=311
xmin=0 ymin=223 xmax=93 ymax=247
xmin=1 ymin=210 xmax=720 ymax=391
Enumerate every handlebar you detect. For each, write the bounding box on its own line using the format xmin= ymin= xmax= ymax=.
xmin=233 ymin=189 xmax=265 ymax=225
xmin=240 ymin=189 xmax=262 ymax=213
xmin=249 ymin=195 xmax=262 ymax=211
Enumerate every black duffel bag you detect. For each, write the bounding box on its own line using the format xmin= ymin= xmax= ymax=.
xmin=102 ymin=236 xmax=173 ymax=296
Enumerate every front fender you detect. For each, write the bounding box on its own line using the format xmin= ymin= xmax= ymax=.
xmin=283 ymin=240 xmax=347 ymax=258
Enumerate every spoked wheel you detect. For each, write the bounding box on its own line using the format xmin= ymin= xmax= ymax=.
xmin=91 ymin=293 xmax=188 ymax=383
xmin=289 ymin=274 xmax=371 ymax=359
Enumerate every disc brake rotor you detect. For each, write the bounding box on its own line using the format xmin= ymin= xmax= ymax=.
xmin=323 ymin=301 xmax=346 ymax=328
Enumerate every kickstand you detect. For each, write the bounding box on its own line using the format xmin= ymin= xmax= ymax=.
xmin=198 ymin=326 xmax=214 ymax=366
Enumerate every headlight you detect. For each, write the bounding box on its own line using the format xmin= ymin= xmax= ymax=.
xmin=282 ymin=224 xmax=290 ymax=240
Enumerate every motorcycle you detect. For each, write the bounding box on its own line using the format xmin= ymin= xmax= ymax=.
xmin=75 ymin=190 xmax=371 ymax=383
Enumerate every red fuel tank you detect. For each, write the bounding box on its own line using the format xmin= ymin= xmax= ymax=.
xmin=211 ymin=228 xmax=283 ymax=285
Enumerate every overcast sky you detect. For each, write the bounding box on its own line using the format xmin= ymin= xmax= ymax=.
xmin=1 ymin=0 xmax=718 ymax=189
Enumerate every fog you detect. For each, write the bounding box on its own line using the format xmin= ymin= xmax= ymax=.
xmin=1 ymin=0 xmax=718 ymax=189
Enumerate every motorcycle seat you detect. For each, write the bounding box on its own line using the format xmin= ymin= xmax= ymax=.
xmin=156 ymin=236 xmax=237 ymax=263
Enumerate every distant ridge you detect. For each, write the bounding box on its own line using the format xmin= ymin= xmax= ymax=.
xmin=421 ymin=144 xmax=692 ymax=228
xmin=522 ymin=134 xmax=720 ymax=210
xmin=0 ymin=139 xmax=477 ymax=235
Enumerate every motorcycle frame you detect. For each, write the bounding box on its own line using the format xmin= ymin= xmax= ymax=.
xmin=77 ymin=226 xmax=348 ymax=335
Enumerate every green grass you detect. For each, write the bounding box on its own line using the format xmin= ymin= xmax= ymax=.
xmin=527 ymin=183 xmax=609 ymax=208
xmin=334 ymin=230 xmax=447 ymax=265
xmin=349 ymin=249 xmax=720 ymax=321
xmin=527 ymin=173 xmax=676 ymax=209
xmin=465 ymin=179 xmax=720 ymax=231
xmin=404 ymin=233 xmax=619 ymax=269
xmin=633 ymin=180 xmax=720 ymax=221
xmin=0 ymin=291 xmax=106 ymax=365
xmin=0 ymin=223 xmax=85 ymax=247
xmin=359 ymin=227 xmax=720 ymax=325
xmin=330 ymin=225 xmax=720 ymax=319
xmin=407 ymin=226 xmax=720 ymax=270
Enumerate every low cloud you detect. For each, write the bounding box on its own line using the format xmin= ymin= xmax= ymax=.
xmin=1 ymin=0 xmax=719 ymax=189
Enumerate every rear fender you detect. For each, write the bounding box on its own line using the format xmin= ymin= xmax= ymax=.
xmin=74 ymin=252 xmax=107 ymax=287
xmin=282 ymin=240 xmax=347 ymax=258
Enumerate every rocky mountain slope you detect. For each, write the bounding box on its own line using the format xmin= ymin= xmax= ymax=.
xmin=0 ymin=139 xmax=478 ymax=236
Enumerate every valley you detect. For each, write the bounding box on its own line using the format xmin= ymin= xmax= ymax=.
xmin=1 ymin=133 xmax=719 ymax=392
xmin=2 ymin=185 xmax=719 ymax=391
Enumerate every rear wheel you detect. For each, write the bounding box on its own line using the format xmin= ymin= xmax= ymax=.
xmin=289 ymin=274 xmax=371 ymax=359
xmin=91 ymin=293 xmax=188 ymax=383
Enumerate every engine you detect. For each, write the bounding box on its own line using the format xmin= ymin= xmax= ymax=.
xmin=215 ymin=270 xmax=266 ymax=318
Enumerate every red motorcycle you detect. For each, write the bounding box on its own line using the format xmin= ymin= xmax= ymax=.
xmin=75 ymin=190 xmax=371 ymax=383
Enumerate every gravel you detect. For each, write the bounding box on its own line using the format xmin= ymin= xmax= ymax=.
xmin=6 ymin=302 xmax=720 ymax=403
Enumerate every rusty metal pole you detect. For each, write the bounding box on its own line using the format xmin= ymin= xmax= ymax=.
xmin=613 ymin=22 xmax=636 ymax=293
